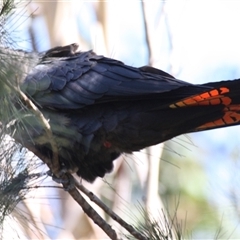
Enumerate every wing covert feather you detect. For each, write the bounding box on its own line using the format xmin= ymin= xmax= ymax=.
xmin=22 ymin=50 xmax=207 ymax=109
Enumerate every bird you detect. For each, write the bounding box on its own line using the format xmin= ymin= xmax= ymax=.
xmin=5 ymin=43 xmax=240 ymax=182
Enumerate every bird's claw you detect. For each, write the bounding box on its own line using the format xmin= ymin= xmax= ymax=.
xmin=47 ymin=169 xmax=75 ymax=190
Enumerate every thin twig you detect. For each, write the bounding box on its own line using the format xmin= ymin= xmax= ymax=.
xmin=17 ymin=90 xmax=59 ymax=175
xmin=140 ymin=1 xmax=152 ymax=66
xmin=3 ymin=77 xmax=60 ymax=175
xmin=20 ymin=144 xmax=121 ymax=239
xmin=2 ymin=77 xmax=125 ymax=239
xmin=63 ymin=174 xmax=120 ymax=240
xmin=74 ymin=179 xmax=147 ymax=240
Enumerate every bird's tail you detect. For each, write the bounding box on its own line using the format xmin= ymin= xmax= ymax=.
xmin=169 ymin=79 xmax=240 ymax=132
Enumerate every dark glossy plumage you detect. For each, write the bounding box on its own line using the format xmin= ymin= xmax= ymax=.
xmin=18 ymin=44 xmax=240 ymax=182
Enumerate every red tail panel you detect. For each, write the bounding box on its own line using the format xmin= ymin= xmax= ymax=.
xmin=170 ymin=87 xmax=231 ymax=108
xmin=197 ymin=105 xmax=240 ymax=130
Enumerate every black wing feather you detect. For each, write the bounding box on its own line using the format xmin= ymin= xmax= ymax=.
xmin=22 ymin=50 xmax=209 ymax=109
xmin=18 ymin=46 xmax=234 ymax=182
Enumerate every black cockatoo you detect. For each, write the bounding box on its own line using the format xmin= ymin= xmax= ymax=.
xmin=7 ymin=43 xmax=240 ymax=182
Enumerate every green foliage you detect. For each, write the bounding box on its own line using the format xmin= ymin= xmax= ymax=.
xmin=0 ymin=0 xmax=15 ymax=17
xmin=126 ymin=207 xmax=186 ymax=240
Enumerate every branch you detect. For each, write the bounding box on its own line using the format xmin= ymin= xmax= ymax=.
xmin=74 ymin=179 xmax=147 ymax=240
xmin=140 ymin=1 xmax=152 ymax=66
xmin=2 ymin=81 xmax=60 ymax=177
xmin=63 ymin=174 xmax=120 ymax=240
xmin=3 ymin=80 xmax=124 ymax=239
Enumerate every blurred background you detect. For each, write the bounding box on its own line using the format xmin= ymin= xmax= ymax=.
xmin=3 ymin=0 xmax=240 ymax=239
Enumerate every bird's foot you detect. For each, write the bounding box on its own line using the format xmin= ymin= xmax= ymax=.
xmin=47 ymin=169 xmax=75 ymax=190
